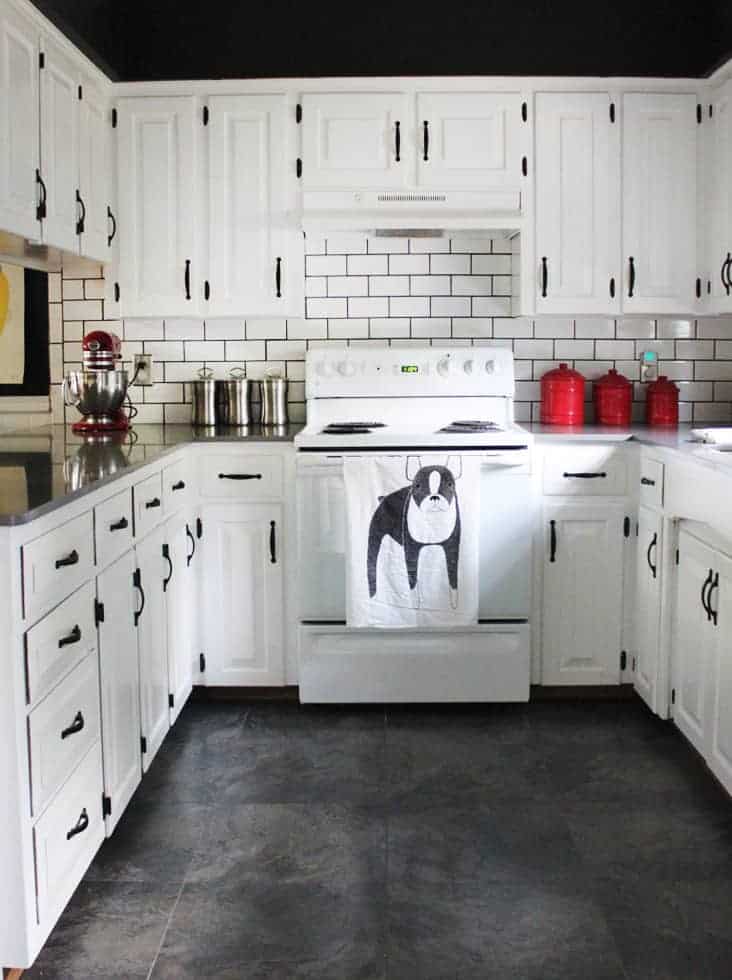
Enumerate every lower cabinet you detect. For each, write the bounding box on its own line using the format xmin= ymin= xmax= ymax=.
xmin=542 ymin=502 xmax=626 ymax=684
xmin=96 ymin=549 xmax=141 ymax=834
xmin=202 ymin=503 xmax=284 ymax=686
xmin=165 ymin=511 xmax=197 ymax=723
xmin=633 ymin=506 xmax=664 ymax=712
xmin=136 ymin=527 xmax=169 ymax=771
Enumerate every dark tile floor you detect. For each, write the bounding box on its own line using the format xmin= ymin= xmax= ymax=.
xmin=25 ymin=697 xmax=732 ymax=980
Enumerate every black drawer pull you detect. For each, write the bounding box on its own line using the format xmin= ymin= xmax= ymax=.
xmin=640 ymin=477 xmax=656 ymax=487
xmin=145 ymin=497 xmax=161 ymax=509
xmin=394 ymin=119 xmax=401 ymax=161
xmin=172 ymin=480 xmax=185 ymax=491
xmin=109 ymin=517 xmax=128 ymax=532
xmin=218 ymin=473 xmax=262 ymax=481
xmin=58 ymin=625 xmax=82 ymax=649
xmin=66 ymin=808 xmax=89 ymax=840
xmin=55 ymin=549 xmax=79 ymax=570
xmin=549 ymin=519 xmax=557 ymax=563
xmin=563 ymin=472 xmax=607 ymax=480
xmin=270 ymin=520 xmax=277 ymax=564
xmin=61 ymin=710 xmax=85 ymax=740
xmin=423 ymin=120 xmax=429 ymax=161
xmin=186 ymin=523 xmax=195 ymax=567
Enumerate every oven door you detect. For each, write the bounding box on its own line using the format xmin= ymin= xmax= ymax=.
xmin=296 ymin=449 xmax=533 ymax=622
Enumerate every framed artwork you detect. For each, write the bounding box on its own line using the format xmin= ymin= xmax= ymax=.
xmin=0 ymin=265 xmax=49 ymax=397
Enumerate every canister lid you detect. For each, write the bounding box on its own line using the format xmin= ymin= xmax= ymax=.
xmin=595 ymin=368 xmax=631 ymax=390
xmin=541 ymin=362 xmax=585 ymax=382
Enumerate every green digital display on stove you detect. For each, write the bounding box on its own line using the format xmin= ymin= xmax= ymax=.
xmin=401 ymin=365 xmax=419 ymax=373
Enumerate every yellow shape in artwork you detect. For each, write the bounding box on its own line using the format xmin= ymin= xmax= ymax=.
xmin=0 ymin=266 xmax=9 ymax=335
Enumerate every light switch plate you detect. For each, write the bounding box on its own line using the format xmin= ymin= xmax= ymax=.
xmin=640 ymin=350 xmax=658 ymax=383
xmin=134 ymin=353 xmax=153 ymax=386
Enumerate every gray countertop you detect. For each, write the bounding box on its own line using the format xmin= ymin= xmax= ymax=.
xmin=0 ymin=422 xmax=304 ymax=526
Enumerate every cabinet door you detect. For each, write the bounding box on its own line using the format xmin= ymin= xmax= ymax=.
xmin=96 ymin=550 xmax=141 ymax=834
xmin=542 ymin=502 xmax=624 ymax=685
xmin=704 ymin=552 xmax=732 ymax=794
xmin=207 ymin=94 xmax=302 ymax=316
xmin=0 ymin=1 xmax=40 ymax=239
xmin=622 ymin=93 xmax=698 ymax=314
xmin=117 ymin=96 xmax=199 ymax=317
xmin=202 ymin=504 xmax=284 ymax=686
xmin=710 ymin=81 xmax=732 ymax=312
xmin=535 ymin=92 xmax=620 ymax=315
xmin=165 ymin=512 xmax=196 ymax=722
xmin=78 ymin=78 xmax=109 ymax=262
xmin=301 ymin=92 xmax=407 ymax=190
xmin=634 ymin=507 xmax=663 ymax=712
xmin=416 ymin=92 xmax=521 ymax=190
xmin=136 ymin=527 xmax=169 ymax=771
xmin=672 ymin=530 xmax=715 ymax=756
xmin=39 ymin=34 xmax=79 ymax=253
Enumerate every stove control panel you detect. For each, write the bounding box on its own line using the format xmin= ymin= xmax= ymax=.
xmin=307 ymin=347 xmax=515 ymax=398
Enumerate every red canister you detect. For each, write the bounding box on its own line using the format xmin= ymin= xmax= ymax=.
xmin=646 ymin=376 xmax=679 ymax=426
xmin=594 ymin=368 xmax=632 ymax=427
xmin=540 ymin=363 xmax=585 ymax=426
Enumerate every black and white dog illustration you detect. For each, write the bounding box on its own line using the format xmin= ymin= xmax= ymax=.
xmin=367 ymin=457 xmax=462 ymax=608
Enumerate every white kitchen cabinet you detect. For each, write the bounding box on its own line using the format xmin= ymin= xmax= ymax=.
xmin=634 ymin=506 xmax=663 ymax=712
xmin=207 ymin=93 xmax=303 ymax=316
xmin=622 ymin=92 xmax=698 ymax=314
xmin=39 ymin=33 xmax=79 ymax=253
xmin=301 ymin=92 xmax=408 ymax=190
xmin=542 ymin=502 xmax=625 ymax=685
xmin=202 ymin=503 xmax=284 ymax=686
xmin=117 ymin=95 xmax=200 ymax=317
xmin=165 ymin=511 xmax=196 ymax=722
xmin=705 ymin=550 xmax=732 ymax=794
xmin=0 ymin=0 xmax=40 ymax=240
xmin=534 ymin=92 xmax=620 ymax=314
xmin=416 ymin=91 xmax=522 ymax=190
xmin=78 ymin=76 xmax=109 ymax=262
xmin=96 ymin=549 xmax=141 ymax=834
xmin=135 ymin=527 xmax=169 ymax=771
xmin=710 ymin=80 xmax=732 ymax=311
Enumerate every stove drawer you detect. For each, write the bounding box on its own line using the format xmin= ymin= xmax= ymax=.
xmin=201 ymin=454 xmax=283 ymax=501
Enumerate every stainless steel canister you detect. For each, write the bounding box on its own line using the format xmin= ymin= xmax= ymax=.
xmin=259 ymin=374 xmax=289 ymax=426
xmin=191 ymin=368 xmax=217 ymax=427
xmin=216 ymin=368 xmax=251 ymax=426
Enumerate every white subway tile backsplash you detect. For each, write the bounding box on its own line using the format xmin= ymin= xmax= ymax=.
xmin=307 ymin=297 xmax=347 ymax=319
xmin=409 ymin=275 xmax=450 ymax=296
xmin=616 ymin=318 xmax=655 ymax=340
xmin=124 ymin=319 xmax=164 ymax=341
xmin=328 ymin=318 xmax=368 ymax=338
xmin=533 ymin=318 xmax=573 ymax=339
xmin=165 ymin=319 xmax=205 ymax=341
xmin=370 ymin=318 xmax=410 ymax=339
xmin=493 ymin=317 xmax=531 ymax=339
xmin=388 ymin=254 xmax=429 ymax=275
xmin=473 ymin=297 xmax=512 ymax=317
xmin=369 ymin=276 xmax=410 ymax=296
xmin=287 ymin=318 xmax=328 ymax=340
xmin=367 ymin=237 xmax=408 ymax=254
xmin=452 ymin=275 xmax=492 ymax=296
xmin=306 ymin=255 xmax=346 ymax=277
xmin=514 ymin=339 xmax=555 ymax=359
xmin=430 ymin=297 xmax=470 ymax=317
xmin=471 ymin=254 xmax=512 ymax=275
xmin=657 ymin=360 xmax=695 ymax=380
xmin=575 ymin=318 xmax=615 ymax=339
xmin=411 ymin=317 xmax=451 ymax=338
xmin=389 ymin=296 xmax=430 ymax=317
xmin=349 ymin=296 xmax=389 ymax=318
xmin=328 ymin=276 xmax=369 ymax=296
xmin=206 ymin=319 xmax=246 ymax=340
xmin=449 ymin=237 xmax=492 ymax=254
xmin=595 ymin=340 xmax=635 ymax=359
xmin=660 ymin=318 xmax=697 ymax=339
xmin=676 ymin=339 xmax=714 ymax=359
xmin=62 ymin=279 xmax=83 ymax=300
xmin=184 ymin=340 xmax=225 ymax=361
xmin=430 ymin=254 xmax=470 ymax=275
xmin=305 ymin=277 xmax=327 ymax=297
xmin=347 ymin=254 xmax=388 ymax=276
xmin=63 ymin=299 xmax=103 ymax=321
xmin=225 ymin=340 xmax=266 ymax=361
xmin=266 ymin=340 xmax=306 ymax=360
xmin=141 ymin=340 xmax=183 ymax=361
xmin=555 ymin=340 xmax=594 ymax=360
xmin=407 ymin=237 xmax=449 ymax=253
xmin=694 ymin=360 xmax=732 ymax=380
xmin=326 ymin=233 xmax=367 ymax=254
xmin=452 ymin=318 xmax=493 ymax=338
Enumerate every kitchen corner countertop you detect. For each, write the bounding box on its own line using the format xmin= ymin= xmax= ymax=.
xmin=0 ymin=422 xmax=304 ymax=526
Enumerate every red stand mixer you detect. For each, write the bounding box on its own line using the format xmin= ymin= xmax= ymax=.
xmin=63 ymin=330 xmax=136 ymax=434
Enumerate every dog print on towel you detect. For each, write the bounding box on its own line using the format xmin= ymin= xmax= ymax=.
xmin=367 ymin=457 xmax=462 ymax=609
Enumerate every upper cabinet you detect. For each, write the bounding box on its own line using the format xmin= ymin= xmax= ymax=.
xmin=39 ymin=33 xmax=79 ymax=253
xmin=0 ymin=0 xmax=40 ymax=240
xmin=534 ymin=92 xmax=620 ymax=315
xmin=622 ymin=92 xmax=698 ymax=314
xmin=709 ymin=81 xmax=732 ymax=312
xmin=78 ymin=77 xmax=110 ymax=262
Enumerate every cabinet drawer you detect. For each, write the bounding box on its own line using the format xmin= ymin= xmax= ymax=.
xmin=23 ymin=512 xmax=95 ymax=623
xmin=133 ymin=471 xmax=164 ymax=537
xmin=162 ymin=456 xmax=192 ymax=512
xmin=95 ymin=489 xmax=134 ymax=568
xmin=200 ymin=454 xmax=283 ymax=501
xmin=29 ymin=655 xmax=101 ymax=817
xmin=34 ymin=742 xmax=104 ymax=926
xmin=25 ymin=581 xmax=97 ymax=706
xmin=543 ymin=447 xmax=627 ymax=496
xmin=640 ymin=457 xmax=664 ymax=509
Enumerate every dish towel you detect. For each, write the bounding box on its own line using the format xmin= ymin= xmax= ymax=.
xmin=344 ymin=455 xmax=480 ymax=628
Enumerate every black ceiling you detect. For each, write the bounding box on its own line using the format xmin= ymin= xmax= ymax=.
xmin=30 ymin=0 xmax=732 ymax=81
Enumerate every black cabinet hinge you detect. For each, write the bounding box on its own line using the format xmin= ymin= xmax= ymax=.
xmin=620 ymin=650 xmax=627 ymax=671
xmin=632 ymin=656 xmax=636 ymax=672
xmin=39 ymin=51 xmax=45 ymax=69
xmin=296 ymin=103 xmax=302 ymax=124
xmin=78 ymin=84 xmax=83 ymax=101
xmin=111 ymin=107 xmax=117 ymax=128
xmin=196 ymin=517 xmax=203 ymax=539
xmin=169 ymin=693 xmax=175 ymax=709
xmin=102 ymin=794 xmax=112 ymax=817
xmin=521 ymin=101 xmax=528 ymax=122
xmin=610 ymin=102 xmax=616 ymax=123
xmin=296 ymin=158 xmax=302 ymax=179
xmin=710 ymin=104 xmax=714 ymax=119
xmin=671 ymin=688 xmax=676 ymax=705
xmin=697 ymin=103 xmax=702 ymax=124
xmin=140 ymin=735 xmax=147 ymax=754
xmin=623 ymin=516 xmax=631 ymax=538
xmin=199 ymin=652 xmax=206 ymax=673
xmin=521 ymin=156 xmax=528 ymax=177
xmin=202 ymin=105 xmax=209 ymax=126
xmin=94 ymin=599 xmax=105 ymax=626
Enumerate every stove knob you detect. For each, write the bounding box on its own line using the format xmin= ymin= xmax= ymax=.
xmin=337 ymin=361 xmax=356 ymax=377
xmin=315 ymin=360 xmax=333 ymax=378
xmin=484 ymin=359 xmax=497 ymax=375
xmin=463 ymin=359 xmax=474 ymax=375
xmin=436 ymin=356 xmax=451 ymax=378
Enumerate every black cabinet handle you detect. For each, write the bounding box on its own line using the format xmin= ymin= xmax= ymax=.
xmin=109 ymin=517 xmax=128 ymax=532
xmin=107 ymin=205 xmax=117 ymax=247
xmin=172 ymin=480 xmax=185 ymax=491
xmin=609 ymin=276 xmax=616 ymax=299
xmin=133 ymin=568 xmax=145 ymax=626
xmin=541 ymin=257 xmax=548 ymax=298
xmin=58 ymin=624 xmax=82 ymax=649
xmin=701 ymin=568 xmax=714 ymax=620
xmin=549 ymin=519 xmax=557 ymax=563
xmin=218 ymin=472 xmax=262 ymax=480
xmin=640 ymin=477 xmax=656 ymax=487
xmin=162 ymin=543 xmax=173 ymax=592
xmin=145 ymin=497 xmax=161 ymax=509
xmin=55 ymin=549 xmax=79 ymax=570
xmin=184 ymin=259 xmax=191 ymax=300
xmin=394 ymin=120 xmax=401 ymax=162
xmin=270 ymin=520 xmax=276 ymax=564
xmin=36 ymin=169 xmax=47 ymax=220
xmin=204 ymin=280 xmax=210 ymax=301
xmin=66 ymin=808 xmax=89 ymax=840
xmin=75 ymin=189 xmax=86 ymax=235
xmin=709 ymin=571 xmax=720 ymax=626
xmin=275 ymin=256 xmax=282 ymax=298
xmin=61 ymin=710 xmax=85 ymax=740
xmin=628 ymin=256 xmax=636 ymax=298
xmin=563 ymin=472 xmax=607 ymax=480
xmin=723 ymin=253 xmax=732 ymax=295
xmin=646 ymin=532 xmax=658 ymax=579
xmin=186 ymin=523 xmax=195 ymax=567
xmin=423 ymin=120 xmax=429 ymax=161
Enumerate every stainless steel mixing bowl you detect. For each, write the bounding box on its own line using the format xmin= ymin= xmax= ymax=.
xmin=63 ymin=369 xmax=130 ymax=419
